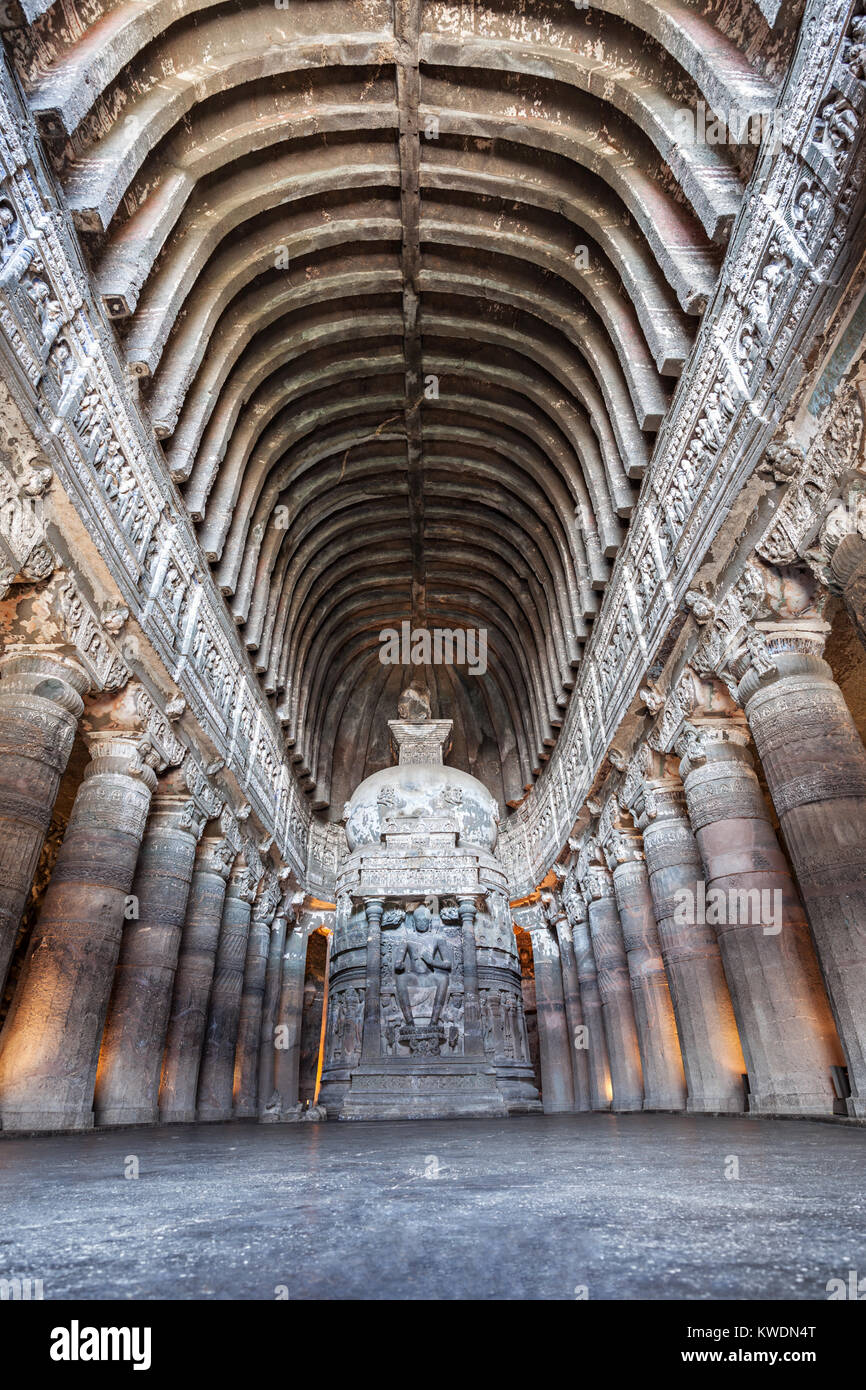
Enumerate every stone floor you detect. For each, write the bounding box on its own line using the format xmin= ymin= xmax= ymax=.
xmin=0 ymin=1113 xmax=862 ymax=1300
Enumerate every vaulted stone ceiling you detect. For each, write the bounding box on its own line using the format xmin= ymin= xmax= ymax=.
xmin=8 ymin=0 xmax=802 ymax=816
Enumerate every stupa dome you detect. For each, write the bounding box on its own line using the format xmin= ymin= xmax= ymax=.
xmin=343 ymin=762 xmax=499 ymax=853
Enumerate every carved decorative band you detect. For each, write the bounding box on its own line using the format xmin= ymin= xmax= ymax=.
xmin=684 ymin=780 xmax=768 ymax=830
xmin=0 ymin=789 xmax=52 ymax=830
xmin=769 ymin=771 xmax=866 ymax=815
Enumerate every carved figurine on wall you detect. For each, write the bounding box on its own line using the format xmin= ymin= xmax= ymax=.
xmin=329 ymin=992 xmax=346 ymax=1061
xmin=381 ymin=992 xmax=402 ymax=1055
xmin=393 ymin=905 xmax=452 ymax=1028
xmin=441 ymin=995 xmax=461 ymax=1053
xmin=342 ymin=987 xmax=363 ymax=1066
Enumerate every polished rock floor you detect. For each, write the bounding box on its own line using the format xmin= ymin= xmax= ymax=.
xmin=0 ymin=1113 xmax=862 ymax=1300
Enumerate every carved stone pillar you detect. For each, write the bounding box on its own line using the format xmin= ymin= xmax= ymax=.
xmin=196 ymin=857 xmax=257 ymax=1121
xmin=257 ymin=903 xmax=289 ymax=1120
xmin=233 ymin=874 xmax=281 ymax=1117
xmin=458 ymin=895 xmax=485 ymax=1057
xmin=600 ymin=810 xmax=687 ymax=1111
xmin=158 ymin=830 xmax=235 ymax=1122
xmin=523 ymin=905 xmax=575 ymax=1114
xmin=94 ymin=768 xmax=206 ymax=1126
xmin=0 ymin=689 xmax=163 ymax=1131
xmin=578 ymin=846 xmax=643 ymax=1112
xmin=0 ymin=647 xmax=89 ymax=992
xmin=551 ymin=904 xmax=592 ymax=1111
xmin=568 ymin=889 xmax=612 ymax=1110
xmin=272 ymin=912 xmax=308 ymax=1118
xmin=359 ymin=897 xmax=384 ymax=1062
xmin=677 ymin=704 xmax=841 ymax=1116
xmin=623 ymin=748 xmax=745 ymax=1113
xmin=730 ymin=577 xmax=866 ymax=1116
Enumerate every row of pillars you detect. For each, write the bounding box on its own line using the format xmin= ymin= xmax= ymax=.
xmin=526 ymin=630 xmax=866 ymax=1122
xmin=0 ymin=648 xmax=318 ymax=1132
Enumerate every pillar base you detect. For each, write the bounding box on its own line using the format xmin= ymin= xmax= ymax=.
xmin=643 ymin=1096 xmax=687 ymax=1112
xmin=847 ymin=1095 xmax=866 ymax=1118
xmin=339 ymin=1059 xmax=508 ymax=1121
xmin=196 ymin=1107 xmax=232 ymax=1123
xmin=748 ymin=1092 xmax=835 ymax=1118
xmin=159 ymin=1107 xmax=196 ymax=1124
xmin=686 ymin=1095 xmax=745 ymax=1114
xmin=495 ymin=1062 xmax=542 ymax=1114
xmin=611 ymin=1099 xmax=643 ymax=1112
xmin=1 ymin=1107 xmax=94 ymax=1133
xmin=94 ymin=1105 xmax=157 ymax=1127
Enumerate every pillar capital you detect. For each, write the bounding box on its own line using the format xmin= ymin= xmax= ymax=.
xmin=227 ymin=860 xmax=259 ymax=904
xmin=0 ymin=644 xmax=89 ymax=713
xmin=598 ymin=796 xmax=644 ymax=869
xmin=253 ymin=869 xmax=283 ymax=926
xmin=806 ymin=483 xmax=866 ymax=593
xmin=687 ymin=560 xmax=831 ymax=705
xmin=1 ymin=572 xmax=129 ymax=694
xmin=516 ymin=900 xmax=558 ymax=957
xmin=81 ymin=680 xmax=185 ymax=787
xmin=576 ymin=834 xmax=615 ymax=900
xmin=621 ymin=744 xmax=686 ymax=830
xmin=196 ymin=833 xmax=236 ymax=880
xmin=561 ymin=872 xmax=588 ymax=928
xmin=675 ymin=720 xmax=753 ymax=780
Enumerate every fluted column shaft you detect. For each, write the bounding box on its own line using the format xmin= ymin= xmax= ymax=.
xmin=233 ymin=890 xmax=275 ymax=1117
xmin=458 ymin=896 xmax=485 ymax=1057
xmin=94 ymin=774 xmax=203 ymax=1126
xmin=359 ymin=898 xmax=383 ymax=1062
xmin=680 ymin=724 xmax=840 ymax=1115
xmin=610 ymin=854 xmax=686 ymax=1111
xmin=158 ymin=833 xmax=233 ymax=1122
xmin=571 ymin=908 xmax=612 ymax=1110
xmin=0 ymin=649 xmax=88 ymax=992
xmin=0 ymin=727 xmax=156 ymax=1131
xmin=552 ymin=912 xmax=591 ymax=1110
xmin=583 ymin=867 xmax=643 ymax=1112
xmin=272 ymin=918 xmax=308 ymax=1115
xmin=258 ymin=910 xmax=288 ymax=1119
xmin=196 ymin=861 xmax=255 ymax=1121
xmin=636 ymin=770 xmax=745 ymax=1112
xmin=740 ymin=649 xmax=866 ymax=1115
xmin=527 ymin=914 xmax=575 ymax=1114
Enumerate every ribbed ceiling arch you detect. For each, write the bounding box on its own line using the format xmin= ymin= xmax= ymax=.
xmin=11 ymin=0 xmax=800 ymax=814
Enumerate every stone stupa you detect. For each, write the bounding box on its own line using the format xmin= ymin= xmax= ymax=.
xmin=318 ymin=688 xmax=540 ymax=1120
